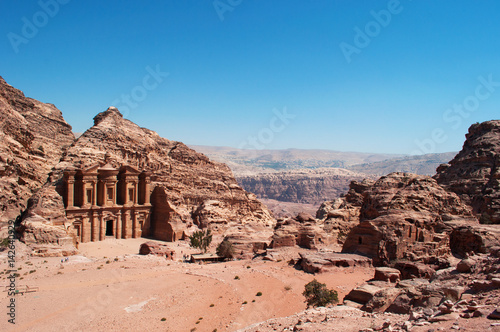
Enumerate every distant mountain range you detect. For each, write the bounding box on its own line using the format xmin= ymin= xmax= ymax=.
xmin=191 ymin=145 xmax=458 ymax=216
xmin=191 ymin=145 xmax=455 ymax=177
xmin=190 ymin=145 xmax=407 ymax=176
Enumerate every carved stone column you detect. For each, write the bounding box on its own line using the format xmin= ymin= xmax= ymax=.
xmin=81 ymin=215 xmax=91 ymax=243
xmin=99 ymin=212 xmax=105 ymax=241
xmin=91 ymin=211 xmax=99 ymax=241
xmin=65 ymin=170 xmax=76 ymax=208
xmin=116 ymin=210 xmax=122 ymax=239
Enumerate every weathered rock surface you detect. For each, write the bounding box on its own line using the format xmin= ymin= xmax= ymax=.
xmin=316 ymin=179 xmax=374 ymax=244
xmin=19 ymin=106 xmax=276 ymax=249
xmin=342 ymin=249 xmax=500 ymax=319
xmin=341 ymin=172 xmax=476 ymax=266
xmin=236 ymin=168 xmax=369 ymax=206
xmin=435 ymin=120 xmax=500 ymax=224
xmin=0 ymin=76 xmax=74 ymax=227
xmin=271 ymin=214 xmax=333 ymax=250
xmin=139 ymin=241 xmax=175 ymax=259
xmin=374 ymin=267 xmax=401 ymax=283
xmin=298 ymin=251 xmax=372 ymax=273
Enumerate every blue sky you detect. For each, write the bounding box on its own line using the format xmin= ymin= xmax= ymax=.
xmin=1 ymin=1 xmax=499 ymax=154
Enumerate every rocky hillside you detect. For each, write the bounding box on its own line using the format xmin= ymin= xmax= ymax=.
xmin=0 ymin=76 xmax=74 ymax=227
xmin=21 ymin=106 xmax=275 ymax=248
xmin=341 ymin=172 xmax=477 ymax=266
xmin=435 ymin=120 xmax=500 ymax=224
xmin=236 ymin=168 xmax=369 ymax=206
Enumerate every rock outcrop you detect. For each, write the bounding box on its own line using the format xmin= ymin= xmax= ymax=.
xmin=435 ymin=120 xmax=500 ymax=224
xmin=343 ymin=248 xmax=500 ymax=320
xmin=316 ymin=179 xmax=374 ymax=244
xmin=0 ymin=76 xmax=74 ymax=227
xmin=298 ymin=251 xmax=372 ymax=273
xmin=341 ymin=172 xmax=476 ymax=266
xmin=271 ymin=213 xmax=333 ymax=250
xmin=19 ymin=104 xmax=275 ymax=249
xmin=139 ymin=241 xmax=175 ymax=259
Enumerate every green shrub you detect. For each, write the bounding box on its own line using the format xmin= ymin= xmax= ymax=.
xmin=161 ymin=318 xmax=166 ymax=321
xmin=256 ymin=292 xmax=262 ymax=296
xmin=189 ymin=230 xmax=213 ymax=253
xmin=303 ymin=279 xmax=338 ymax=308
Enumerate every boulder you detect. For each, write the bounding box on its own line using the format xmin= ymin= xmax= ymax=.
xmin=488 ymin=308 xmax=500 ymax=320
xmin=456 ymin=258 xmax=475 ymax=273
xmin=299 ymin=252 xmax=372 ymax=273
xmin=364 ymin=287 xmax=402 ymax=313
xmin=394 ymin=261 xmax=436 ymax=279
xmin=344 ymin=284 xmax=382 ymax=305
xmin=139 ymin=241 xmax=174 ymax=259
xmin=374 ymin=267 xmax=401 ymax=283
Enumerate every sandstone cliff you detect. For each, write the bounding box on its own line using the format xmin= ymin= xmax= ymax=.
xmin=37 ymin=107 xmax=275 ymax=245
xmin=435 ymin=120 xmax=500 ymax=224
xmin=236 ymin=168 xmax=369 ymax=206
xmin=341 ymin=172 xmax=477 ymax=266
xmin=0 ymin=76 xmax=74 ymax=227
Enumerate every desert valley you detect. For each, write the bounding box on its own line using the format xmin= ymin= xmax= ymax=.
xmin=0 ymin=75 xmax=500 ymax=332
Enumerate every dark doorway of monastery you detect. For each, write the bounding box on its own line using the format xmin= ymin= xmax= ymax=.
xmin=106 ymin=220 xmax=114 ymax=236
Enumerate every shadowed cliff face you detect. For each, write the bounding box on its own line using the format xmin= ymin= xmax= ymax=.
xmin=0 ymin=76 xmax=74 ymax=225
xmin=435 ymin=120 xmax=500 ymax=224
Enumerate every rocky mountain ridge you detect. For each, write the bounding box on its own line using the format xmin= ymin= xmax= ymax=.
xmin=0 ymin=77 xmax=276 ymax=252
xmin=0 ymin=76 xmax=74 ymax=228
xmin=435 ymin=120 xmax=500 ymax=224
xmin=21 ymin=106 xmax=276 ymax=249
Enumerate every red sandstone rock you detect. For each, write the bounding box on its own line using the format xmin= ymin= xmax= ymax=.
xmin=341 ymin=172 xmax=476 ymax=266
xmin=435 ymin=120 xmax=500 ymax=224
xmin=299 ymin=252 xmax=372 ymax=273
xmin=139 ymin=241 xmax=174 ymax=259
xmin=374 ymin=267 xmax=401 ymax=283
xmin=271 ymin=214 xmax=333 ymax=250
xmin=0 ymin=76 xmax=74 ymax=228
xmin=14 ymin=103 xmax=275 ymax=252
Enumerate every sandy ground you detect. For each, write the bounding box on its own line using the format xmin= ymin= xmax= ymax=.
xmin=0 ymin=238 xmax=373 ymax=332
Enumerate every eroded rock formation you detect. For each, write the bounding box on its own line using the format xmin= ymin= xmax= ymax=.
xmin=20 ymin=105 xmax=275 ymax=248
xmin=271 ymin=213 xmax=333 ymax=250
xmin=435 ymin=120 xmax=500 ymax=224
xmin=316 ymin=179 xmax=374 ymax=244
xmin=341 ymin=172 xmax=476 ymax=265
xmin=236 ymin=168 xmax=368 ymax=206
xmin=0 ymin=76 xmax=74 ymax=227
